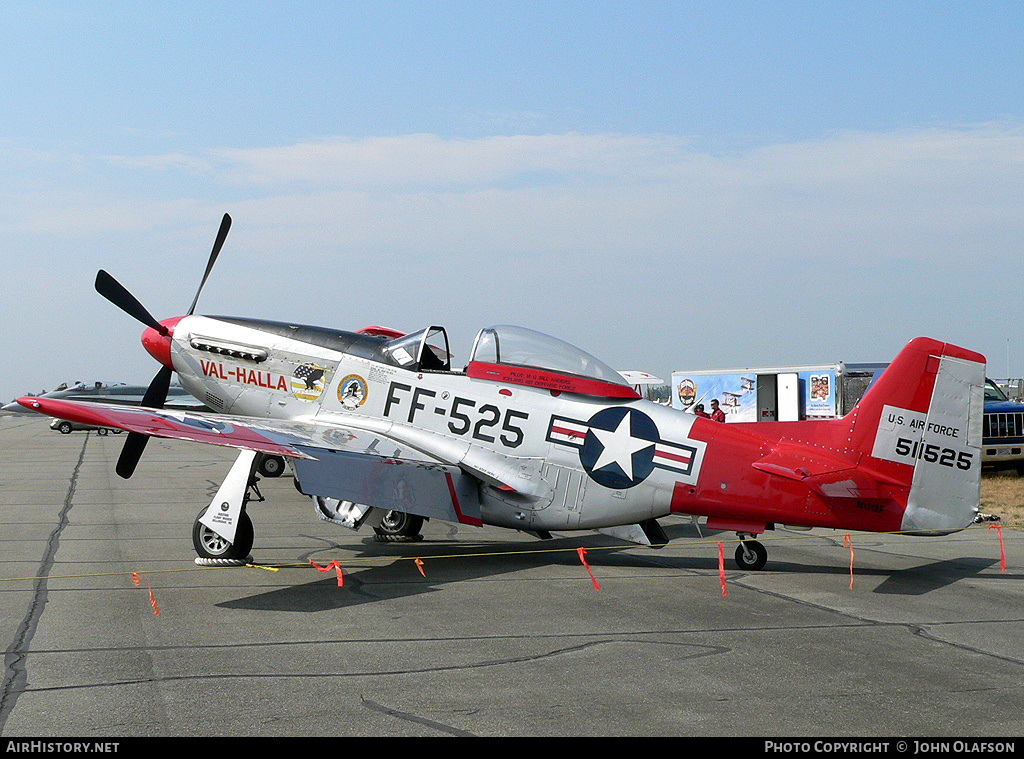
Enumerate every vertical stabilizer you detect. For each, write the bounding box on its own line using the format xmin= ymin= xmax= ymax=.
xmin=856 ymin=338 xmax=985 ymax=532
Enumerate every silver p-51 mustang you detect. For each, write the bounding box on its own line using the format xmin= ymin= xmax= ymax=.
xmin=21 ymin=215 xmax=988 ymax=572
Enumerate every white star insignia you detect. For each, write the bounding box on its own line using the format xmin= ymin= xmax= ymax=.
xmin=589 ymin=410 xmax=654 ymax=481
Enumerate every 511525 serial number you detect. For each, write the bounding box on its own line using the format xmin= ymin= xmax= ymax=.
xmin=895 ymin=437 xmax=974 ymax=470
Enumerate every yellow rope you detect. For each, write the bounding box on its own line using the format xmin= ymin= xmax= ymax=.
xmin=0 ymin=522 xmax=1012 ymax=585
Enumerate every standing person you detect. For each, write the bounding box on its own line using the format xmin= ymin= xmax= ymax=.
xmin=710 ymin=398 xmax=726 ymax=423
xmin=694 ymin=403 xmax=711 ymax=419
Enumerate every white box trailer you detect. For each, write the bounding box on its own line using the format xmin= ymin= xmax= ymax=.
xmin=670 ymin=362 xmax=886 ymax=422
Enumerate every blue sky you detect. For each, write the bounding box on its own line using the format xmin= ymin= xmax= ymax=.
xmin=2 ymin=1 xmax=1023 ymax=403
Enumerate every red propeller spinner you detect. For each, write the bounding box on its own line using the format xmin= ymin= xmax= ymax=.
xmin=141 ymin=317 xmax=183 ymax=370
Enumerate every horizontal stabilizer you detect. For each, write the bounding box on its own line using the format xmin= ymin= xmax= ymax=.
xmin=752 ymin=446 xmax=855 ymax=496
xmin=752 ymin=444 xmax=908 ymax=501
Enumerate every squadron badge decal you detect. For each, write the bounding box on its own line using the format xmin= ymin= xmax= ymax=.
xmin=291 ymin=362 xmax=332 ymax=402
xmin=338 ymin=374 xmax=368 ymax=409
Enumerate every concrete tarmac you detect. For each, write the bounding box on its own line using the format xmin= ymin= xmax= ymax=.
xmin=1 ymin=414 xmax=1023 ymax=738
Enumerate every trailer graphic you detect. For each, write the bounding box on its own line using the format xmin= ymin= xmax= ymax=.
xmin=671 ymin=362 xmax=886 ymax=422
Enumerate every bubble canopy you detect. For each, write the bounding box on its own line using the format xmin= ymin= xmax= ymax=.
xmin=467 ymin=325 xmax=640 ymax=399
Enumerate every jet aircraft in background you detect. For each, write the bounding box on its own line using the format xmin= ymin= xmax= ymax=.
xmin=4 ymin=380 xmax=203 ymax=413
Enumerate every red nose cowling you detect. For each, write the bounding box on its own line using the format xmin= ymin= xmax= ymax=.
xmin=141 ymin=317 xmax=183 ymax=370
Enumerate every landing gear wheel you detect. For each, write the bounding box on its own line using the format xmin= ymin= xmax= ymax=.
xmin=192 ymin=507 xmax=254 ymax=560
xmin=734 ymin=540 xmax=767 ymax=571
xmin=257 ymin=454 xmax=285 ymax=478
xmin=373 ymin=510 xmax=424 ymax=542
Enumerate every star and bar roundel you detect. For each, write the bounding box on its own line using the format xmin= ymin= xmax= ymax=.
xmin=546 ymin=407 xmax=700 ymax=489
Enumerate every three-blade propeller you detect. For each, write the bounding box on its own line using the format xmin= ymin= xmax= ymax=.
xmin=95 ymin=214 xmax=232 ymax=478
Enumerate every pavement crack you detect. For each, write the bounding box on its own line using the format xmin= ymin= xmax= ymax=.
xmin=359 ymin=696 xmax=477 ymax=736
xmin=908 ymin=623 xmax=1024 ymax=667
xmin=0 ymin=433 xmax=88 ymax=732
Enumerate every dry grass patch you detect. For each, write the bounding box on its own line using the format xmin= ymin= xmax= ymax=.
xmin=981 ymin=471 xmax=1024 ymax=528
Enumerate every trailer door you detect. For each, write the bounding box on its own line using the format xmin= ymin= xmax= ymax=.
xmin=757 ymin=374 xmax=778 ymax=420
xmin=778 ymin=372 xmax=800 ymax=421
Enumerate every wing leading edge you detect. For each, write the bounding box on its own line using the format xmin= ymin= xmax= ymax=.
xmin=18 ymin=397 xmax=484 ymax=526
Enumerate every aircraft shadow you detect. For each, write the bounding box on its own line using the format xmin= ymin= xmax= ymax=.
xmin=871 ymin=556 xmax=1007 ymax=595
xmin=217 ymin=533 xmax=636 ymax=612
xmin=675 ymin=522 xmax=1012 ymax=595
xmin=216 ymin=522 xmax=1012 ymax=611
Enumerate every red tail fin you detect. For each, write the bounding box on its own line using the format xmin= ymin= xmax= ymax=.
xmin=850 ymin=337 xmax=985 ymax=530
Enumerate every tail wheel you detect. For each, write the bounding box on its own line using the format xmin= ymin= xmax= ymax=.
xmin=373 ymin=510 xmax=424 ymax=542
xmin=734 ymin=540 xmax=767 ymax=571
xmin=192 ymin=508 xmax=254 ymax=560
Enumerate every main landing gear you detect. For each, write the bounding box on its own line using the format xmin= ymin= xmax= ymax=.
xmin=734 ymin=534 xmax=768 ymax=571
xmin=256 ymin=453 xmax=286 ymax=478
xmin=312 ymin=496 xmax=425 ymax=542
xmin=373 ymin=510 xmax=424 ymax=542
xmin=193 ymin=506 xmax=254 ymax=560
xmin=192 ymin=450 xmax=262 ymax=563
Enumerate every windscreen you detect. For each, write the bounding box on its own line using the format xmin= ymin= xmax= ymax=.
xmin=470 ymin=325 xmax=628 ymax=386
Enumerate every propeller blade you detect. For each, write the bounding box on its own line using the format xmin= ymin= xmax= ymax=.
xmin=187 ymin=213 xmax=231 ymax=316
xmin=116 ymin=432 xmax=150 ymax=479
xmin=95 ymin=270 xmax=167 ymax=335
xmin=141 ymin=364 xmax=172 ymax=408
xmin=115 ymin=366 xmax=172 ymax=479
xmin=107 ymin=214 xmax=231 ymax=477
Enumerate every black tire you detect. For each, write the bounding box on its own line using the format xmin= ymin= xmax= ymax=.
xmin=57 ymin=421 xmax=73 ymax=434
xmin=192 ymin=508 xmax=254 ymax=560
xmin=373 ymin=510 xmax=424 ymax=542
xmin=734 ymin=540 xmax=768 ymax=571
xmin=97 ymin=428 xmax=108 ymax=436
xmin=257 ymin=454 xmax=285 ymax=478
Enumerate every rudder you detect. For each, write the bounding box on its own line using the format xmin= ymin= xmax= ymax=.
xmin=852 ymin=337 xmax=985 ymax=532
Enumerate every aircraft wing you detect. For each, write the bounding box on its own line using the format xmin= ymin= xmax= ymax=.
xmin=18 ymin=397 xmax=485 ymax=526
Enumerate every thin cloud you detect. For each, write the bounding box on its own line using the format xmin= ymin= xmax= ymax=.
xmin=211 ymin=132 xmax=690 ymax=188
xmin=5 ymin=125 xmax=1022 ymax=263
xmin=198 ymin=125 xmax=1024 ymax=267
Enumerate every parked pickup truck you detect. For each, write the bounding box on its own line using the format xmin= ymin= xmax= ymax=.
xmin=982 ymin=378 xmax=1024 ymax=473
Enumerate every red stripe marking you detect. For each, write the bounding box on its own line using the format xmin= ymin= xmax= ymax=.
xmin=551 ymin=424 xmax=586 ymax=439
xmin=445 ymin=472 xmax=483 ymax=527
xmin=655 ymin=449 xmax=692 ymax=464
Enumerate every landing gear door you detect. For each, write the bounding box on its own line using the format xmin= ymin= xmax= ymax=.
xmin=542 ymin=463 xmax=587 ymax=528
xmin=199 ymin=449 xmax=258 ymax=542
